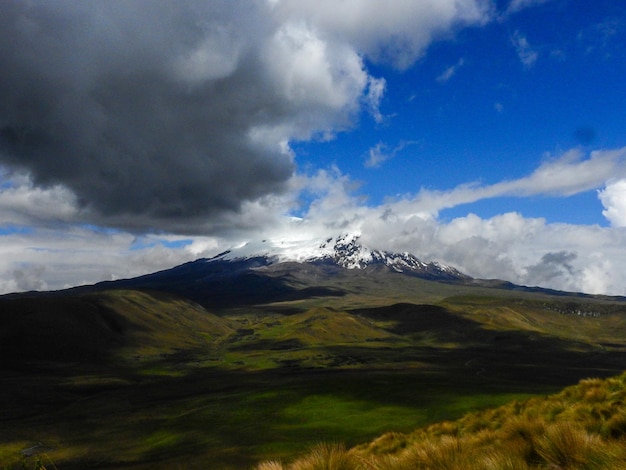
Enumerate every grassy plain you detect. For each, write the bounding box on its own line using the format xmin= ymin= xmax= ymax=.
xmin=1 ymin=270 xmax=626 ymax=468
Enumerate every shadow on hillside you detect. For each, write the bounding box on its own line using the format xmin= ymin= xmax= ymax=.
xmin=99 ymin=271 xmax=346 ymax=308
xmin=188 ymin=274 xmax=347 ymax=308
xmin=0 ymin=295 xmax=133 ymax=368
xmin=347 ymin=302 xmax=626 ymax=384
xmin=352 ymin=303 xmax=481 ymax=336
xmin=89 ymin=258 xmax=349 ymax=308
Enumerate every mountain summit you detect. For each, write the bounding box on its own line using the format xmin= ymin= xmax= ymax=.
xmin=94 ymin=233 xmax=469 ymax=308
xmin=210 ymin=233 xmax=468 ymax=280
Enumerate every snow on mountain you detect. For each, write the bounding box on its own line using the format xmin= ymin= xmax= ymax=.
xmin=210 ymin=233 xmax=468 ymax=280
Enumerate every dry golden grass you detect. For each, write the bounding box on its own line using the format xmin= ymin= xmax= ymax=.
xmin=257 ymin=443 xmax=358 ymax=470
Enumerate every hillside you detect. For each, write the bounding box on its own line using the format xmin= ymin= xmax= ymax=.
xmin=259 ymin=371 xmax=626 ymax=469
xmin=2 ymin=253 xmax=626 ymax=468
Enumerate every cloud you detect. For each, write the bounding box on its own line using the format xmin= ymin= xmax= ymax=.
xmin=271 ymin=0 xmax=493 ymax=69
xmin=505 ymin=0 xmax=552 ymax=15
xmin=411 ymin=147 xmax=626 ymax=216
xmin=364 ymin=140 xmax=418 ymax=169
xmin=599 ymin=179 xmax=626 ymax=227
xmin=492 ymin=147 xmax=626 ymax=196
xmin=0 ymin=0 xmax=492 ymax=234
xmin=241 ymin=148 xmax=626 ymax=296
xmin=365 ymin=143 xmax=392 ymax=169
xmin=511 ymin=30 xmax=538 ymax=67
xmin=1 ymin=1 xmax=295 ymax=233
xmin=358 ymin=209 xmax=626 ymax=296
xmin=0 ymin=171 xmax=79 ymax=226
xmin=577 ymin=18 xmax=622 ymax=57
xmin=436 ymin=58 xmax=465 ymax=82
xmin=364 ymin=77 xmax=387 ymax=123
xmin=0 ymin=224 xmax=208 ymax=294
xmin=523 ymin=251 xmax=578 ymax=286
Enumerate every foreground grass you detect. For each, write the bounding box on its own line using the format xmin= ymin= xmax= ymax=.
xmin=259 ymin=371 xmax=626 ymax=469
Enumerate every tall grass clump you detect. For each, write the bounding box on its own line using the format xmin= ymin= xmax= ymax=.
xmin=257 ymin=443 xmax=359 ymax=470
xmin=534 ymin=422 xmax=622 ymax=469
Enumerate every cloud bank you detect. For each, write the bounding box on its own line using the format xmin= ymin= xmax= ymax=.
xmin=0 ymin=0 xmax=491 ymax=233
xmin=3 ymin=146 xmax=626 ymax=296
xmin=599 ymin=180 xmax=626 ymax=227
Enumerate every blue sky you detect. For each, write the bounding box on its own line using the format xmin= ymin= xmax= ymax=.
xmin=296 ymin=0 xmax=626 ymax=224
xmin=1 ymin=0 xmax=626 ymax=295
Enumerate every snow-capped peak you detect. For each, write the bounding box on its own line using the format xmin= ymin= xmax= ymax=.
xmin=209 ymin=233 xmax=468 ymax=280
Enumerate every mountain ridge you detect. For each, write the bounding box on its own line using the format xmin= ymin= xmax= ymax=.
xmin=207 ymin=232 xmax=469 ymax=280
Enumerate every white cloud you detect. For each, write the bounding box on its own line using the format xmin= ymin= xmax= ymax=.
xmin=360 ymin=210 xmax=626 ymax=296
xmin=436 ymin=58 xmax=465 ymax=82
xmin=577 ymin=18 xmax=622 ymax=57
xmin=511 ymin=30 xmax=538 ymax=68
xmin=505 ymin=0 xmax=552 ymax=15
xmin=0 ymin=225 xmax=215 ymax=294
xmin=365 ymin=143 xmax=392 ymax=169
xmin=266 ymin=22 xmax=365 ymax=113
xmin=364 ymin=77 xmax=387 ymax=123
xmin=290 ymin=148 xmax=626 ymax=295
xmin=271 ymin=0 xmax=493 ymax=69
xmin=599 ymin=179 xmax=626 ymax=227
xmin=365 ymin=140 xmax=419 ymax=169
xmin=0 ymin=171 xmax=80 ymax=226
xmin=407 ymin=147 xmax=626 ymax=217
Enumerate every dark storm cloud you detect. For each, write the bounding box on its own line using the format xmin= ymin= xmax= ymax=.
xmin=0 ymin=0 xmax=495 ymax=233
xmin=524 ymin=251 xmax=578 ymax=286
xmin=0 ymin=1 xmax=308 ymax=232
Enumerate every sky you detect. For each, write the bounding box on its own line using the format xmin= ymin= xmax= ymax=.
xmin=1 ymin=0 xmax=626 ymax=295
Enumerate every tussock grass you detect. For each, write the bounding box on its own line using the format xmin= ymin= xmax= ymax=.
xmin=535 ymin=422 xmax=620 ymax=469
xmin=257 ymin=371 xmax=626 ymax=470
xmin=257 ymin=443 xmax=358 ymax=470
